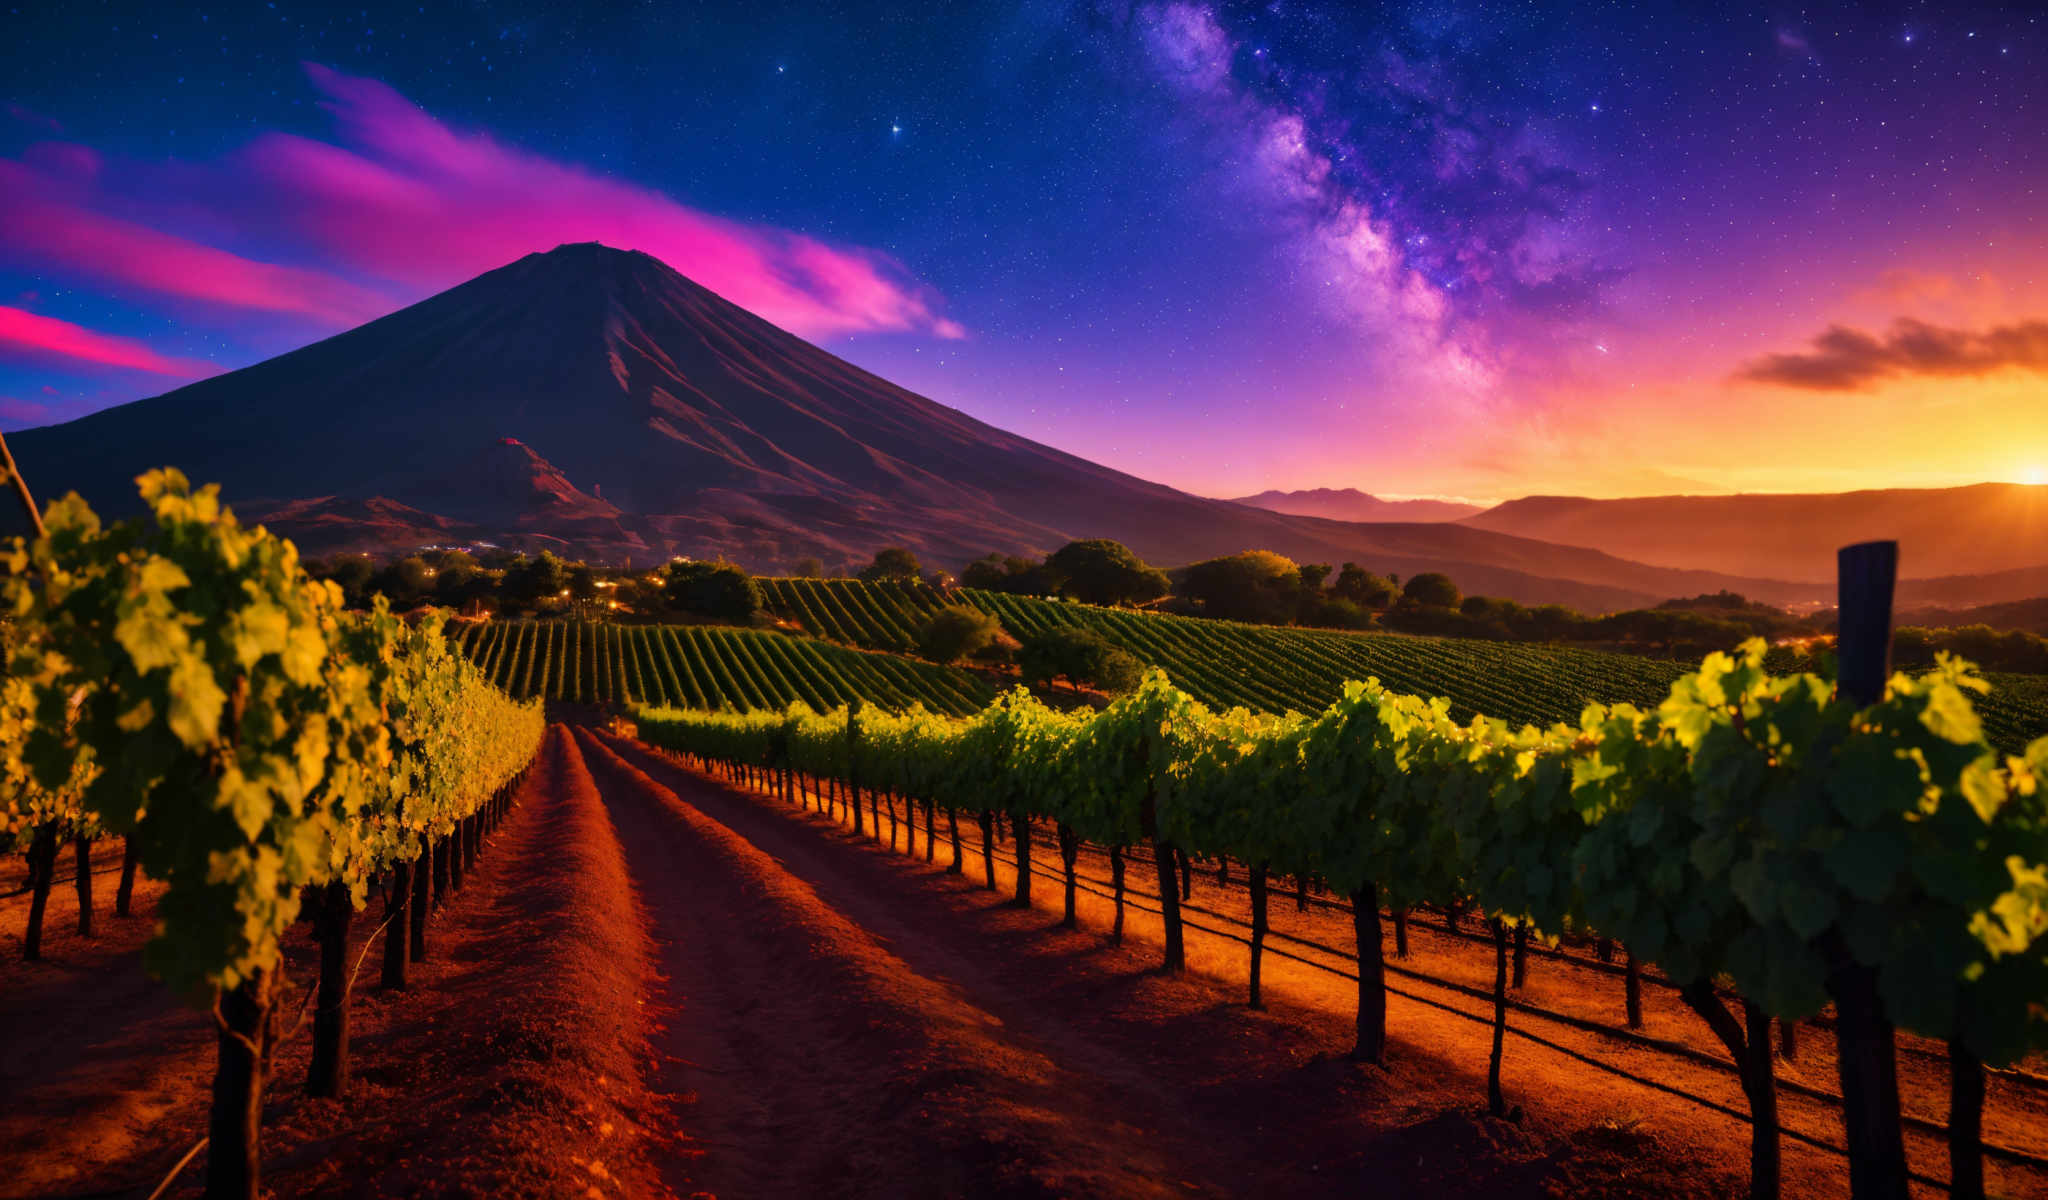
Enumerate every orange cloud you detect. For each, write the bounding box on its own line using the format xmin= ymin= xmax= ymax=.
xmin=1737 ymin=317 xmax=2048 ymax=391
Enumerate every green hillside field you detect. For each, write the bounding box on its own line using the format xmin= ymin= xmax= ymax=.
xmin=755 ymin=577 xmax=2048 ymax=751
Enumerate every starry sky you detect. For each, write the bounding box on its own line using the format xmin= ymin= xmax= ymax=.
xmin=1 ymin=1 xmax=2044 ymax=503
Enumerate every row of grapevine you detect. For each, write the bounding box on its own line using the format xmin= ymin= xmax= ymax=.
xmin=637 ymin=645 xmax=2048 ymax=1200
xmin=947 ymin=589 xmax=2048 ymax=755
xmin=455 ymin=619 xmax=994 ymax=715
xmin=757 ymin=576 xmax=952 ymax=651
xmin=2 ymin=471 xmax=546 ymax=1199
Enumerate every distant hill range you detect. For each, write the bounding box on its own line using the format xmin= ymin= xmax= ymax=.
xmin=1462 ymin=485 xmax=2048 ymax=585
xmin=1900 ymin=593 xmax=2048 ymax=633
xmin=6 ymin=243 xmax=2042 ymax=613
xmin=1229 ymin=488 xmax=1484 ymax=523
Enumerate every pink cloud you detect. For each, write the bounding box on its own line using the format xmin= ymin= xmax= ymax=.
xmin=0 ymin=155 xmax=395 ymax=325
xmin=237 ymin=64 xmax=962 ymax=340
xmin=0 ymin=306 xmax=221 ymax=378
xmin=0 ymin=68 xmax=960 ymax=349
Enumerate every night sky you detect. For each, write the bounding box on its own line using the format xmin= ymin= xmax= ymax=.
xmin=2 ymin=1 xmax=2043 ymax=502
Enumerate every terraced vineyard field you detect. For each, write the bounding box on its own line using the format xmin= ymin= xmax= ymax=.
xmin=450 ymin=619 xmax=993 ymax=715
xmin=755 ymin=576 xmax=951 ymax=653
xmin=759 ymin=578 xmax=2048 ymax=748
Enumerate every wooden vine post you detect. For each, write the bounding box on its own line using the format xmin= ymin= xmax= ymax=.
xmin=1829 ymin=540 xmax=1909 ymax=1200
xmin=1351 ymin=881 xmax=1386 ymax=1062
xmin=847 ymin=700 xmax=865 ymax=837
xmin=1136 ymin=735 xmax=1184 ymax=972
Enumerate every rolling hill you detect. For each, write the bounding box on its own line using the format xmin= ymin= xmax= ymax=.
xmin=0 ymin=242 xmax=1857 ymax=610
xmin=1228 ymin=487 xmax=1484 ymax=522
xmin=1463 ymin=485 xmax=2048 ymax=585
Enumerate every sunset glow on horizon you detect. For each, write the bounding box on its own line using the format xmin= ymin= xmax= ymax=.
xmin=2 ymin=3 xmax=2043 ymax=504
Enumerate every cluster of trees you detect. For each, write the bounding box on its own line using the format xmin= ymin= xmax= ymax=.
xmin=663 ymin=560 xmax=763 ymax=623
xmin=1381 ymin=592 xmax=1806 ymax=656
xmin=1017 ymin=626 xmax=1142 ymax=695
xmin=962 ymin=539 xmax=1171 ymax=608
xmin=310 ymin=549 xmax=764 ymax=625
xmin=320 ymin=540 xmax=2048 ymax=678
xmin=1895 ymin=624 xmax=2048 ymax=673
xmin=913 ymin=605 xmax=1140 ymax=698
xmin=313 ymin=548 xmax=621 ymax=615
xmin=1167 ymin=551 xmax=1421 ymax=629
xmin=916 ymin=605 xmax=1007 ymax=665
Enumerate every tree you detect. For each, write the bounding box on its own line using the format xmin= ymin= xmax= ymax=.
xmin=314 ymin=556 xmax=376 ymax=609
xmin=917 ymin=605 xmax=1004 ymax=664
xmin=793 ymin=557 xmax=824 ymax=579
xmin=434 ymin=562 xmax=490 ymax=609
xmin=1300 ymin=596 xmax=1371 ymax=630
xmin=499 ymin=551 xmax=569 ymax=611
xmin=1299 ymin=563 xmax=1333 ymax=592
xmin=1401 ymin=571 xmax=1461 ymax=609
xmin=962 ymin=552 xmax=1058 ymax=595
xmin=1018 ymin=627 xmax=1142 ymax=694
xmin=1044 ymin=539 xmax=1170 ymax=607
xmin=567 ymin=563 xmax=599 ymax=603
xmin=859 ymin=546 xmax=922 ymax=583
xmin=962 ymin=553 xmax=1015 ymax=589
xmin=1332 ymin=562 xmax=1397 ymax=608
xmin=663 ymin=560 xmax=762 ymax=623
xmin=367 ymin=556 xmax=434 ymax=608
xmin=1179 ymin=550 xmax=1301 ymax=623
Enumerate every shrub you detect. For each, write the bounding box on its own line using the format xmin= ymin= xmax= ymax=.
xmin=1179 ymin=550 xmax=1301 ymax=623
xmin=1400 ymin=571 xmax=1461 ymax=609
xmin=1044 ymin=539 xmax=1170 ymax=607
xmin=917 ymin=605 xmax=1004 ymax=664
xmin=1019 ymin=626 xmax=1142 ymax=695
xmin=663 ymin=560 xmax=762 ymax=622
xmin=858 ymin=546 xmax=922 ymax=583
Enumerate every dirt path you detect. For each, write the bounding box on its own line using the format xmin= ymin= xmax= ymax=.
xmin=586 ymin=727 xmax=1740 ymax=1199
xmin=577 ymin=725 xmax=1233 ymax=1198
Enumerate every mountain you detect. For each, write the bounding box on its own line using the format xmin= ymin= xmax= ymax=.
xmin=9 ymin=242 xmax=1819 ymax=611
xmin=1464 ymin=485 xmax=2048 ymax=586
xmin=1230 ymin=488 xmax=1483 ymax=523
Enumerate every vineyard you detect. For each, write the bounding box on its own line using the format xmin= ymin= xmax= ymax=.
xmin=2 ymin=473 xmax=544 ymax=1200
xmin=757 ymin=576 xmax=948 ymax=655
xmin=763 ymin=578 xmax=2048 ymax=750
xmin=11 ymin=490 xmax=2048 ymax=1200
xmin=448 ymin=618 xmax=993 ymax=715
xmin=634 ymin=616 xmax=2048 ymax=1200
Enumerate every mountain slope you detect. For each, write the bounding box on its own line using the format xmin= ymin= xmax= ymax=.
xmin=11 ymin=242 xmax=1817 ymax=610
xmin=1230 ymin=488 xmax=1483 ymax=522
xmin=1464 ymin=485 xmax=2048 ymax=583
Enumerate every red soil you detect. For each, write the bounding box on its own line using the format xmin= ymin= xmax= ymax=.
xmin=587 ymin=728 xmax=1734 ymax=1198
